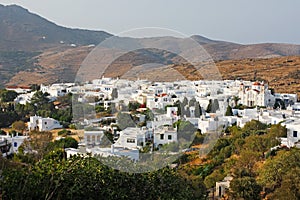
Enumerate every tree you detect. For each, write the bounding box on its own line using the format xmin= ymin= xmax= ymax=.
xmin=173 ymin=100 xmax=182 ymax=116
xmin=194 ymin=102 xmax=202 ymax=118
xmin=212 ymin=99 xmax=220 ymax=113
xmin=12 ymin=120 xmax=26 ymax=134
xmin=230 ymin=177 xmax=262 ymax=200
xmin=0 ymin=89 xmax=18 ymax=102
xmin=18 ymin=130 xmax=53 ymax=161
xmin=1 ymin=155 xmax=205 ymax=200
xmin=31 ymin=91 xmax=49 ymax=103
xmin=185 ymin=108 xmax=191 ymax=117
xmin=128 ymin=102 xmax=140 ymax=112
xmin=225 ymin=105 xmax=233 ymax=116
xmin=234 ymin=149 xmax=261 ymax=174
xmin=243 ymin=120 xmax=267 ymax=135
xmin=30 ymin=84 xmax=40 ymax=91
xmin=182 ymin=97 xmax=188 ymax=107
xmin=232 ymin=96 xmax=240 ymax=108
xmin=188 ymin=98 xmax=196 ymax=107
xmin=269 ymin=168 xmax=300 ymax=200
xmin=204 ymin=169 xmax=226 ymax=189
xmin=268 ymin=124 xmax=287 ymax=138
xmin=111 ymin=88 xmax=118 ymax=100
xmin=31 ymin=91 xmax=50 ymax=110
xmin=243 ymin=134 xmax=279 ymax=159
xmin=257 ymin=149 xmax=300 ymax=198
xmin=48 ymin=137 xmax=79 ymax=150
xmin=0 ymin=109 xmax=18 ymax=128
xmin=206 ymin=99 xmax=219 ymax=113
xmin=206 ymin=99 xmax=213 ymax=113
xmin=179 ymin=102 xmax=185 ymax=117
xmin=273 ymin=99 xmax=286 ymax=110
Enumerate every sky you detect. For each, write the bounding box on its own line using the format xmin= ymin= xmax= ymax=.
xmin=1 ymin=0 xmax=300 ymax=44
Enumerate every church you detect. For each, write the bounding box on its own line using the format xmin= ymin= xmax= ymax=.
xmin=238 ymin=81 xmax=275 ymax=107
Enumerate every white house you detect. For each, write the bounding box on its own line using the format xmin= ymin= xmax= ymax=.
xmin=274 ymin=93 xmax=298 ymax=107
xmin=0 ymin=137 xmax=12 ymax=157
xmin=166 ymin=107 xmax=179 ymax=119
xmin=215 ymin=175 xmax=233 ymax=198
xmin=6 ymin=86 xmax=31 ymax=94
xmin=186 ymin=117 xmax=199 ymax=128
xmin=153 ymin=126 xmax=177 ymax=148
xmin=282 ymin=120 xmax=300 ymax=148
xmin=153 ymin=93 xmax=173 ymax=110
xmin=14 ymin=92 xmax=35 ymax=105
xmin=147 ymin=114 xmax=174 ymax=129
xmin=84 ymin=130 xmax=105 ymax=146
xmin=40 ymin=83 xmax=74 ymax=97
xmin=114 ymin=127 xmax=150 ymax=149
xmin=290 ymin=103 xmax=300 ymax=114
xmin=198 ymin=116 xmax=227 ymax=133
xmin=28 ymin=116 xmax=62 ymax=131
xmin=90 ymin=145 xmax=140 ymax=161
xmin=135 ymin=94 xmax=147 ymax=105
xmin=0 ymin=134 xmax=28 ymax=156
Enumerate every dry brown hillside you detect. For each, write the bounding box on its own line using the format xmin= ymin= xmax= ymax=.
xmin=217 ymin=56 xmax=300 ymax=98
xmin=7 ymin=46 xmax=300 ymax=99
xmin=8 ymin=46 xmax=92 ymax=85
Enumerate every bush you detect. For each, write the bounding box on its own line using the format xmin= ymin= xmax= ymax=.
xmin=69 ymin=124 xmax=77 ymax=130
xmin=0 ymin=129 xmax=7 ymax=135
xmin=58 ymin=129 xmax=71 ymax=136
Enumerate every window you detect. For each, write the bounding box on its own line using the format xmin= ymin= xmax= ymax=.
xmin=160 ymin=134 xmax=164 ymax=140
xmin=14 ymin=142 xmax=18 ymax=147
xmin=127 ymin=138 xmax=135 ymax=143
xmin=293 ymin=131 xmax=298 ymax=138
xmin=44 ymin=122 xmax=47 ymax=125
xmin=168 ymin=135 xmax=172 ymax=140
xmin=97 ymin=136 xmax=101 ymax=142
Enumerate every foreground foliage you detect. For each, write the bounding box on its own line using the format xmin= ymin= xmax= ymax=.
xmin=1 ymin=152 xmax=206 ymax=200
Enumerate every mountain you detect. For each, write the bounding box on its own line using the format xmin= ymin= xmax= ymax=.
xmin=0 ymin=4 xmax=112 ymax=87
xmin=0 ymin=4 xmax=112 ymax=51
xmin=1 ymin=4 xmax=300 ymax=88
xmin=191 ymin=35 xmax=300 ymax=61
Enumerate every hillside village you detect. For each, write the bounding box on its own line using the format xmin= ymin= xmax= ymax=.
xmin=2 ymin=77 xmax=300 ymax=155
xmin=1 ymin=2 xmax=300 ymax=200
xmin=1 ymin=77 xmax=300 ymax=196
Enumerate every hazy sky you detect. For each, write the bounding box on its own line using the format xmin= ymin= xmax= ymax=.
xmin=1 ymin=0 xmax=300 ymax=44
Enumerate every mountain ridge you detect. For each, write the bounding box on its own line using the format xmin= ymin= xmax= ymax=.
xmin=1 ymin=4 xmax=300 ymax=89
xmin=0 ymin=4 xmax=112 ymax=51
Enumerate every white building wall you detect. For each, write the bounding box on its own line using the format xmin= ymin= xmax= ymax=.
xmin=154 ymin=127 xmax=177 ymax=147
xmin=285 ymin=123 xmax=300 ymax=147
xmin=28 ymin=116 xmax=62 ymax=131
xmin=84 ymin=131 xmax=104 ymax=146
